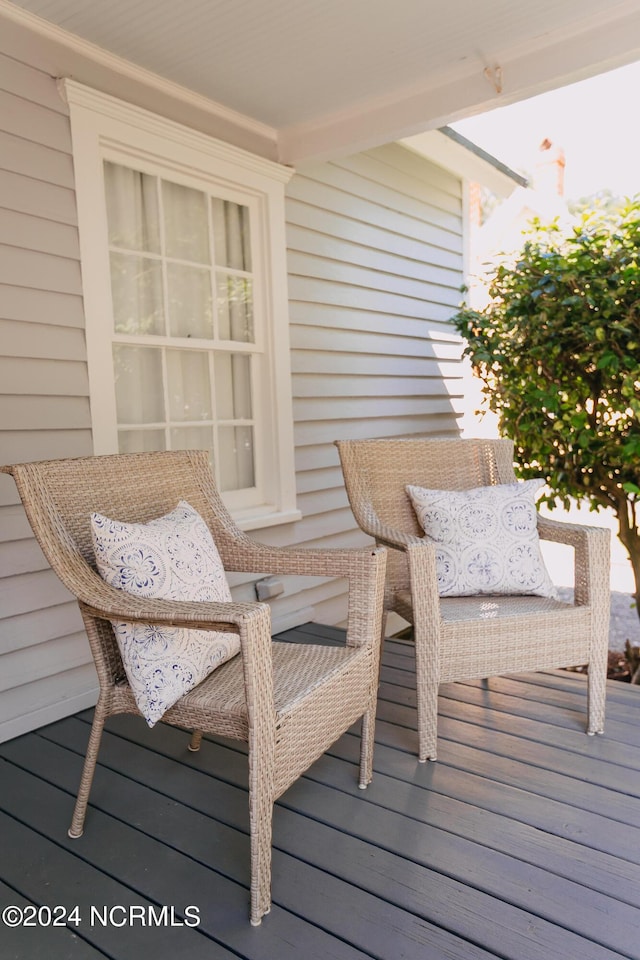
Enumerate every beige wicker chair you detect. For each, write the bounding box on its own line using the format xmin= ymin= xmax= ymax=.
xmin=2 ymin=450 xmax=386 ymax=926
xmin=336 ymin=437 xmax=611 ymax=762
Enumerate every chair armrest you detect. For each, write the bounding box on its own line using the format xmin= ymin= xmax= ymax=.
xmin=320 ymin=501 xmax=424 ymax=553
xmin=70 ymin=561 xmax=260 ymax=630
xmin=537 ymin=515 xmax=611 ymax=607
xmin=330 ymin=498 xmax=440 ymax=620
xmin=537 ymin=514 xmax=605 ymax=546
xmin=79 ymin=571 xmax=275 ymax=723
xmin=225 ymin=542 xmax=388 ymax=650
xmin=81 ymin=585 xmax=262 ymax=632
xmin=360 ymin=517 xmax=426 ymax=553
xmin=219 ymin=535 xmax=388 ymax=648
xmin=223 ymin=538 xmax=383 ymax=575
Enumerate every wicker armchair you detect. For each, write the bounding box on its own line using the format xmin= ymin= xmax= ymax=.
xmin=336 ymin=437 xmax=611 ymax=762
xmin=2 ymin=450 xmax=386 ymax=926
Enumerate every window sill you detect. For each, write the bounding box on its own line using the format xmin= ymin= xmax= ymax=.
xmin=234 ymin=506 xmax=302 ymax=532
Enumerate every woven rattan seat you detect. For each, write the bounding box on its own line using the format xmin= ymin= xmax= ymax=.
xmin=336 ymin=437 xmax=610 ymax=762
xmin=2 ymin=450 xmax=386 ymax=925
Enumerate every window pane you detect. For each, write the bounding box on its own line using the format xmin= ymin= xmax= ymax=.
xmin=162 ymin=180 xmax=209 ymax=263
xmin=167 ymin=263 xmax=213 ymax=339
xmin=118 ymin=429 xmax=166 ymax=453
xmin=111 ymin=253 xmax=165 ymax=335
xmin=170 ymin=425 xmax=213 ymax=451
xmin=214 ymin=353 xmax=252 ymax=420
xmin=218 ymin=425 xmax=255 ymax=491
xmin=104 ymin=162 xmax=160 ymax=253
xmin=113 ymin=345 xmax=164 ymax=423
xmin=217 ymin=274 xmax=254 ymax=341
xmin=212 ymin=198 xmax=252 ymax=271
xmin=166 ymin=350 xmax=212 ymax=422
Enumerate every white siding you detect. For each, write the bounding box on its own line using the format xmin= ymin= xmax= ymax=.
xmin=0 ymin=50 xmax=97 ymax=742
xmin=281 ymin=144 xmax=465 ymax=624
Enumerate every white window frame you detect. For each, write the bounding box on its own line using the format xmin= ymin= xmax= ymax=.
xmin=63 ymin=79 xmax=300 ymax=530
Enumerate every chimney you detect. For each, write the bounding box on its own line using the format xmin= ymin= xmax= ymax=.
xmin=535 ymin=138 xmax=565 ymax=197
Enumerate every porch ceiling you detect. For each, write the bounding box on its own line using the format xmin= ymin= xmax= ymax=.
xmin=4 ymin=0 xmax=640 ymax=163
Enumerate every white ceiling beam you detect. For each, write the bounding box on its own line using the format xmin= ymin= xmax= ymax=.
xmin=278 ymin=4 xmax=640 ymax=165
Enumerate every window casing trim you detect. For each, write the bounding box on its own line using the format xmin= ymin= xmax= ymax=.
xmin=64 ymin=79 xmax=300 ymax=530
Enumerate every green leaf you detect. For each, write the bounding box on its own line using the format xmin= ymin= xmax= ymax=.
xmin=450 ymin=196 xmax=640 ymax=603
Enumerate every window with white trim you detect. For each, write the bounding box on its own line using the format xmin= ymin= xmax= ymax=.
xmin=64 ymin=80 xmax=299 ymax=529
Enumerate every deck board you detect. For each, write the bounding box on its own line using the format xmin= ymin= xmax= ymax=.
xmin=437 ymin=681 xmax=640 ymax=745
xmin=1 ymin=630 xmax=639 ymax=960
xmin=0 ymin=879 xmax=106 ymax=960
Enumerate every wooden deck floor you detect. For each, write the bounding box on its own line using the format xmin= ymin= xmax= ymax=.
xmin=1 ymin=623 xmax=640 ymax=960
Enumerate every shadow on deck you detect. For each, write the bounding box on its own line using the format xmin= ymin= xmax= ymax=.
xmin=1 ymin=623 xmax=639 ymax=960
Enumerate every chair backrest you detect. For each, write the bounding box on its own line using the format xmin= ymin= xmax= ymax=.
xmin=5 ymin=450 xmax=237 ymax=587
xmin=336 ymin=437 xmax=517 ymax=540
xmin=3 ymin=450 xmax=240 ymax=688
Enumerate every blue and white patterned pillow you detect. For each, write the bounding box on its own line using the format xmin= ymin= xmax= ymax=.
xmin=91 ymin=500 xmax=240 ymax=726
xmin=406 ymin=480 xmax=557 ymax=599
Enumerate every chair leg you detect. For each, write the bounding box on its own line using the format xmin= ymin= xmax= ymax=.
xmin=587 ymin=643 xmax=607 ymax=736
xmin=249 ymin=788 xmax=273 ymax=926
xmin=356 ymin=607 xmax=386 ymax=787
xmin=68 ymin=701 xmax=108 ymax=838
xmin=358 ymin=704 xmax=376 ymax=789
xmin=188 ymin=729 xmax=204 ymax=752
xmin=377 ymin=610 xmax=388 ymax=686
xmin=413 ymin=623 xmax=438 ymax=762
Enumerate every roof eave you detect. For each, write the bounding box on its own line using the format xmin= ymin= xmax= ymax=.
xmin=400 ymin=126 xmax=528 ymax=197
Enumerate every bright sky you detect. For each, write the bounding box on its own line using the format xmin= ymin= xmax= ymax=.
xmin=452 ymin=59 xmax=640 ymax=203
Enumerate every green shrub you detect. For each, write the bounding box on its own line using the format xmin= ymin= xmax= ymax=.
xmin=454 ymin=202 xmax=640 ymax=616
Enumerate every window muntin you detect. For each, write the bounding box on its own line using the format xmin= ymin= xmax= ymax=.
xmin=104 ymin=160 xmax=258 ymax=498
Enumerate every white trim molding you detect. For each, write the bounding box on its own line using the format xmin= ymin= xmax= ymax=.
xmin=65 ymin=79 xmax=300 ymax=531
xmin=61 ymin=79 xmax=293 ymax=184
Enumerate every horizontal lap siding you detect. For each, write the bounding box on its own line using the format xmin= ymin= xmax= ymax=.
xmin=0 ymin=49 xmax=95 ymax=742
xmin=282 ymin=144 xmax=465 ymax=625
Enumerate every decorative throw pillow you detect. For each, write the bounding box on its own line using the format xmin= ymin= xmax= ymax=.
xmin=91 ymin=500 xmax=240 ymax=726
xmin=406 ymin=479 xmax=557 ymax=599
